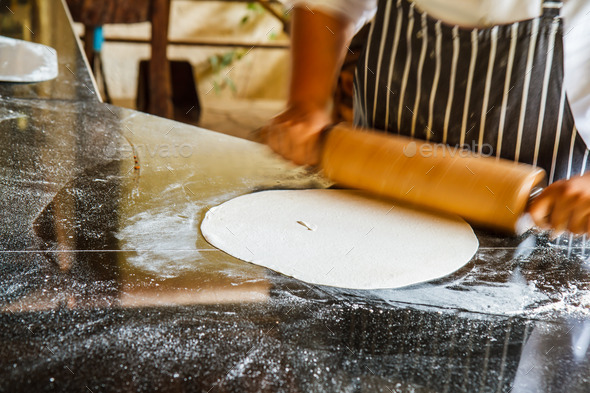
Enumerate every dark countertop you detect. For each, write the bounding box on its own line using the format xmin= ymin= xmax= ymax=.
xmin=1 ymin=2 xmax=590 ymax=393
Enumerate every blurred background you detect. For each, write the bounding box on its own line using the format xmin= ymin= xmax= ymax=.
xmin=67 ymin=0 xmax=292 ymax=140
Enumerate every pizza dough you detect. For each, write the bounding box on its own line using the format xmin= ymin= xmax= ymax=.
xmin=201 ymin=189 xmax=479 ymax=289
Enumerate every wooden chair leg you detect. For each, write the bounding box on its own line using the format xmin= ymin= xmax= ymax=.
xmin=148 ymin=0 xmax=173 ymax=119
xmin=83 ymin=24 xmax=95 ymax=68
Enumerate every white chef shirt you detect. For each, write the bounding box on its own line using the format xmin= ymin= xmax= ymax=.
xmin=287 ymin=0 xmax=590 ymax=146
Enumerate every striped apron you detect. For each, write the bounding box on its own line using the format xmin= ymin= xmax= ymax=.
xmin=354 ymin=0 xmax=590 ymax=184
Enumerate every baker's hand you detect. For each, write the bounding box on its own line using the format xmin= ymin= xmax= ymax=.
xmin=528 ymin=173 xmax=590 ymax=235
xmin=262 ymin=102 xmax=333 ymax=166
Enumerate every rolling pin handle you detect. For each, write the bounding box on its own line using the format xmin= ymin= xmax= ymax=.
xmin=515 ymin=187 xmax=546 ymax=235
xmin=528 ymin=186 xmax=544 ymax=203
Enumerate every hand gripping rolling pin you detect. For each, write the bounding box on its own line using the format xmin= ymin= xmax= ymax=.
xmin=320 ymin=124 xmax=546 ymax=234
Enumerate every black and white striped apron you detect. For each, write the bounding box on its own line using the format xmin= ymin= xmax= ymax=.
xmin=354 ymin=0 xmax=590 ymax=184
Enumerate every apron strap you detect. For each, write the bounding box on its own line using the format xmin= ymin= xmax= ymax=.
xmin=542 ymin=0 xmax=563 ymax=17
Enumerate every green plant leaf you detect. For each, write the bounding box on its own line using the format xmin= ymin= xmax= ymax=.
xmin=208 ymin=55 xmax=219 ymax=71
xmin=225 ymin=76 xmax=237 ymax=93
xmin=221 ymin=51 xmax=235 ymax=67
xmin=246 ymin=2 xmax=262 ymax=12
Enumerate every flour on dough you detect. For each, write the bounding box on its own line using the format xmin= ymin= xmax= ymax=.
xmin=200 ymin=189 xmax=479 ymax=289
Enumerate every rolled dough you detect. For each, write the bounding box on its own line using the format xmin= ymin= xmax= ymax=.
xmin=201 ymin=189 xmax=479 ymax=289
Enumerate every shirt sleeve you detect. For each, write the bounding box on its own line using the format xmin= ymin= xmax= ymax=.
xmin=285 ymin=0 xmax=377 ymax=31
xmin=563 ymin=0 xmax=590 ymax=146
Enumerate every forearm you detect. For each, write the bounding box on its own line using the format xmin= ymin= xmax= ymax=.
xmin=288 ymin=6 xmax=355 ymax=108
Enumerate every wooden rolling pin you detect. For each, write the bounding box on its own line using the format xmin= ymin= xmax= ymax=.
xmin=321 ymin=124 xmax=546 ymax=233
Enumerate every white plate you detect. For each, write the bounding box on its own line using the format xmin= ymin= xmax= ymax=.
xmin=0 ymin=35 xmax=58 ymax=83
